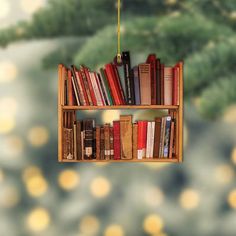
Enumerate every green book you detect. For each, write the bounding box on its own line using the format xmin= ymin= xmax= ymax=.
xmin=99 ymin=68 xmax=114 ymax=105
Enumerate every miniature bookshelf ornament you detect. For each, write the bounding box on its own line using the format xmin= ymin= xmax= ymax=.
xmin=58 ymin=0 xmax=183 ymax=163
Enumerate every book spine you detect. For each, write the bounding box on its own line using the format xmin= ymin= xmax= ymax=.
xmin=159 ymin=117 xmax=166 ymax=158
xmin=94 ymin=73 xmax=105 ymax=106
xmin=113 ymin=121 xmax=121 ymax=160
xmin=81 ymin=130 xmax=85 ymax=160
xmin=100 ymin=127 xmax=105 ymax=160
xmin=164 ymin=67 xmax=173 ymax=105
xmin=173 ymin=66 xmax=180 ymax=105
xmin=73 ymin=122 xmax=77 ymax=159
xmin=160 ymin=64 xmax=164 ymax=105
xmin=163 ymin=116 xmax=172 ymax=158
xmin=139 ymin=63 xmax=151 ymax=105
xmin=96 ymin=126 xmax=101 ymax=160
xmin=80 ymin=69 xmax=93 ymax=106
xmin=63 ymin=67 xmax=68 ymax=106
xmin=156 ymin=59 xmax=161 ymax=105
xmin=97 ymin=73 xmax=109 ymax=105
xmin=169 ymin=121 xmax=175 ymax=158
xmin=76 ymin=121 xmax=82 ymax=160
xmin=84 ymin=120 xmax=94 ymax=159
xmin=100 ymin=68 xmax=113 ymax=105
xmin=146 ymin=121 xmax=152 ymax=158
xmin=110 ymin=127 xmax=114 ymax=159
xmin=104 ymin=124 xmax=110 ymax=160
xmin=69 ymin=70 xmax=81 ymax=105
xmin=133 ymin=66 xmax=141 ymax=105
xmin=67 ymin=69 xmax=75 ymax=105
xmin=77 ymin=70 xmax=89 ymax=106
xmin=153 ymin=118 xmax=161 ymax=158
xmin=132 ymin=123 xmax=138 ymax=159
xmin=120 ymin=115 xmax=133 ymax=159
xmin=63 ymin=128 xmax=74 ymax=160
xmin=89 ymin=72 xmax=103 ymax=106
xmin=93 ymin=127 xmax=96 ymax=159
xmin=122 ymin=51 xmax=135 ymax=105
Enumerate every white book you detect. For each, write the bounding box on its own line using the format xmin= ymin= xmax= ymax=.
xmin=146 ymin=122 xmax=152 ymax=158
xmin=95 ymin=73 xmax=105 ymax=106
xmin=89 ymin=72 xmax=103 ymax=106
xmin=149 ymin=121 xmax=155 ymax=158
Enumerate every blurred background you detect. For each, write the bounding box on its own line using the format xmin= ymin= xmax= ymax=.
xmin=0 ymin=0 xmax=236 ymax=235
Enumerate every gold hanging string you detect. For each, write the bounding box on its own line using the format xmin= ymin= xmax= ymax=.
xmin=117 ymin=0 xmax=122 ymax=63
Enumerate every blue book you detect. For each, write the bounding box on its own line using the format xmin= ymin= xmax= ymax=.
xmin=163 ymin=116 xmax=172 ymax=158
xmin=133 ymin=66 xmax=141 ymax=105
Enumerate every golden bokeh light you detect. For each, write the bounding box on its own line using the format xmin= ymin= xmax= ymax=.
xmin=0 ymin=114 xmax=15 ymax=134
xmin=231 ymin=147 xmax=236 ymax=165
xmin=27 ymin=126 xmax=49 ymax=147
xmin=27 ymin=207 xmax=50 ymax=232
xmin=0 ymin=97 xmax=18 ymax=115
xmin=0 ymin=0 xmax=10 ymax=19
xmin=4 ymin=135 xmax=24 ymax=156
xmin=227 ymin=189 xmax=236 ymax=209
xmin=0 ymin=185 xmax=20 ymax=208
xmin=25 ymin=175 xmax=48 ymax=197
xmin=102 ymin=110 xmax=120 ymax=124
xmin=143 ymin=214 xmax=164 ymax=234
xmin=144 ymin=187 xmax=164 ymax=207
xmin=79 ymin=215 xmax=100 ymax=235
xmin=104 ymin=224 xmax=124 ymax=236
xmin=21 ymin=0 xmax=45 ymax=14
xmin=90 ymin=176 xmax=111 ymax=198
xmin=58 ymin=169 xmax=79 ymax=191
xmin=179 ymin=189 xmax=200 ymax=210
xmin=22 ymin=166 xmax=42 ymax=182
xmin=0 ymin=61 xmax=18 ymax=83
xmin=215 ymin=164 xmax=234 ymax=184
xmin=223 ymin=105 xmax=236 ymax=123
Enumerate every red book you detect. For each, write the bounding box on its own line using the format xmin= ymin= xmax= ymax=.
xmin=77 ymin=70 xmax=89 ymax=106
xmin=146 ymin=54 xmax=157 ymax=105
xmin=105 ymin=64 xmax=122 ymax=105
xmin=173 ymin=65 xmax=180 ymax=105
xmin=137 ymin=121 xmax=148 ymax=159
xmin=82 ymin=66 xmax=97 ymax=106
xmin=112 ymin=64 xmax=125 ymax=104
xmin=113 ymin=121 xmax=121 ymax=159
xmin=67 ymin=70 xmax=74 ymax=106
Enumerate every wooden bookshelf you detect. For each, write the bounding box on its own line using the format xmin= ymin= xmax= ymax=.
xmin=58 ymin=62 xmax=184 ymax=163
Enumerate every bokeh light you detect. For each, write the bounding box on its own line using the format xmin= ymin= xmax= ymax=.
xmin=143 ymin=214 xmax=164 ymax=234
xmin=102 ymin=110 xmax=120 ymax=123
xmin=0 ymin=97 xmax=18 ymax=115
xmin=25 ymin=175 xmax=48 ymax=197
xmin=223 ymin=105 xmax=236 ymax=123
xmin=0 ymin=61 xmax=18 ymax=83
xmin=104 ymin=224 xmax=124 ymax=236
xmin=58 ymin=169 xmax=79 ymax=191
xmin=215 ymin=164 xmax=234 ymax=184
xmin=179 ymin=189 xmax=200 ymax=210
xmin=26 ymin=207 xmax=50 ymax=232
xmin=0 ymin=0 xmax=10 ymax=19
xmin=0 ymin=185 xmax=20 ymax=208
xmin=22 ymin=166 xmax=42 ymax=182
xmin=227 ymin=189 xmax=236 ymax=209
xmin=0 ymin=114 xmax=15 ymax=134
xmin=79 ymin=215 xmax=100 ymax=235
xmin=144 ymin=187 xmax=164 ymax=207
xmin=90 ymin=176 xmax=111 ymax=198
xmin=21 ymin=0 xmax=45 ymax=14
xmin=27 ymin=126 xmax=49 ymax=147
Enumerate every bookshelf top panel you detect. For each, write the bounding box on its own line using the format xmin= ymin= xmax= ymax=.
xmin=62 ymin=105 xmax=179 ymax=110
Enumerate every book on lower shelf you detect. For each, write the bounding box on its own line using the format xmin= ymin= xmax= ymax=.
xmin=61 ymin=112 xmax=177 ymax=161
xmin=60 ymin=52 xmax=182 ymax=107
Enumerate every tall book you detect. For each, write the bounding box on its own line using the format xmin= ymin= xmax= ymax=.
xmin=122 ymin=51 xmax=135 ymax=104
xmin=149 ymin=121 xmax=155 ymax=158
xmin=120 ymin=115 xmax=133 ymax=159
xmin=104 ymin=123 xmax=110 ymax=160
xmin=153 ymin=117 xmax=161 ymax=158
xmin=160 ymin=64 xmax=164 ymax=105
xmin=67 ymin=69 xmax=75 ymax=106
xmin=169 ymin=121 xmax=175 ymax=158
xmin=110 ymin=127 xmax=114 ymax=159
xmin=156 ymin=59 xmax=161 ymax=105
xmin=132 ymin=123 xmax=138 ymax=159
xmin=75 ymin=121 xmax=82 ymax=160
xmin=163 ymin=116 xmax=172 ymax=158
xmin=89 ymin=72 xmax=104 ymax=106
xmin=146 ymin=54 xmax=157 ymax=105
xmin=173 ymin=65 xmax=180 ymax=105
xmin=100 ymin=127 xmax=105 ymax=160
xmin=96 ymin=126 xmax=101 ymax=160
xmin=96 ymin=73 xmax=109 ymax=105
xmin=84 ymin=119 xmax=95 ymax=160
xmin=95 ymin=73 xmax=106 ymax=105
xmin=63 ymin=128 xmax=74 ymax=160
xmin=159 ymin=117 xmax=166 ymax=158
xmin=132 ymin=66 xmax=141 ymax=105
xmin=80 ymin=67 xmax=93 ymax=106
xmin=69 ymin=69 xmax=80 ymax=106
xmin=164 ymin=67 xmax=173 ymax=105
xmin=113 ymin=121 xmax=121 ymax=160
xmin=139 ymin=63 xmax=151 ymax=105
xmin=146 ymin=121 xmax=152 ymax=158
xmin=137 ymin=121 xmax=148 ymax=159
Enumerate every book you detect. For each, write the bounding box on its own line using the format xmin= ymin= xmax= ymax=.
xmin=69 ymin=69 xmax=80 ymax=106
xmin=100 ymin=127 xmax=105 ymax=160
xmin=153 ymin=117 xmax=161 ymax=158
xmin=75 ymin=121 xmax=82 ymax=160
xmin=96 ymin=73 xmax=109 ymax=105
xmin=173 ymin=65 xmax=180 ymax=105
xmin=77 ymin=69 xmax=89 ymax=106
xmin=159 ymin=117 xmax=166 ymax=158
xmin=164 ymin=67 xmax=173 ymax=105
xmin=67 ymin=69 xmax=75 ymax=106
xmin=80 ymin=67 xmax=93 ymax=105
xmin=132 ymin=123 xmax=138 ymax=159
xmin=156 ymin=59 xmax=161 ymax=105
xmin=122 ymin=51 xmax=135 ymax=104
xmin=113 ymin=121 xmax=121 ymax=160
xmin=84 ymin=119 xmax=95 ymax=159
xmin=110 ymin=127 xmax=114 ymax=159
xmin=149 ymin=121 xmax=155 ymax=158
xmin=95 ymin=73 xmax=106 ymax=106
xmin=133 ymin=66 xmax=141 ymax=105
xmin=89 ymin=72 xmax=103 ymax=106
xmin=169 ymin=121 xmax=175 ymax=158
xmin=139 ymin=63 xmax=151 ymax=105
xmin=96 ymin=126 xmax=101 ymax=160
xmin=63 ymin=128 xmax=74 ymax=160
xmin=146 ymin=54 xmax=157 ymax=105
xmin=120 ymin=115 xmax=132 ymax=159
xmin=137 ymin=121 xmax=148 ymax=159
xmin=81 ymin=130 xmax=85 ymax=160
xmin=146 ymin=121 xmax=152 ymax=158
xmin=163 ymin=116 xmax=172 ymax=157
xmin=160 ymin=64 xmax=164 ymax=105
xmin=73 ymin=122 xmax=77 ymax=160
xmin=104 ymin=123 xmax=110 ymax=160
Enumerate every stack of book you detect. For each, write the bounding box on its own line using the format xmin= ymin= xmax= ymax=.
xmin=61 ymin=52 xmax=181 ymax=106
xmin=62 ymin=113 xmax=177 ymax=160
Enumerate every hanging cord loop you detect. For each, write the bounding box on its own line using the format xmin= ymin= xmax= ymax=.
xmin=116 ymin=0 xmax=122 ymax=64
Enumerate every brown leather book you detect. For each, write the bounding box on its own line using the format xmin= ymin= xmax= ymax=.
xmin=138 ymin=63 xmax=151 ymax=105
xmin=100 ymin=127 xmax=105 ymax=160
xmin=164 ymin=67 xmax=173 ymax=105
xmin=120 ymin=115 xmax=132 ymax=159
xmin=132 ymin=123 xmax=138 ymax=159
xmin=104 ymin=124 xmax=110 ymax=160
xmin=63 ymin=128 xmax=74 ymax=160
xmin=96 ymin=126 xmax=101 ymax=160
xmin=153 ymin=118 xmax=161 ymax=158
xmin=110 ymin=127 xmax=114 ymax=159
